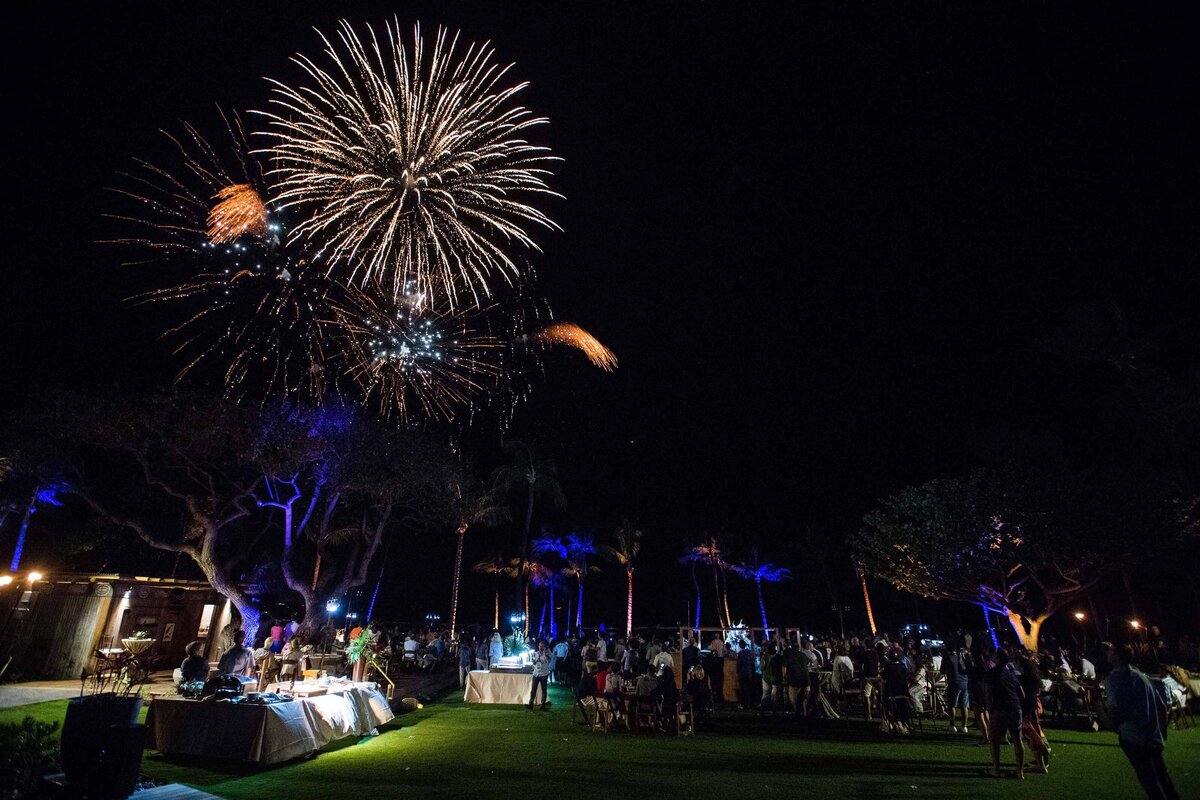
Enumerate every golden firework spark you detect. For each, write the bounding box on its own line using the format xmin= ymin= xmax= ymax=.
xmin=533 ymin=322 xmax=617 ymax=371
xmin=207 ymin=184 xmax=269 ymax=244
xmin=256 ymin=19 xmax=561 ymax=308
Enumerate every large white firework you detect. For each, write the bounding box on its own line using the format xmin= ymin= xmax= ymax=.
xmin=257 ymin=19 xmax=561 ymax=309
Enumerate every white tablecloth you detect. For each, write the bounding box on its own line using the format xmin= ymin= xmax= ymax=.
xmin=463 ymin=670 xmax=532 ymax=704
xmin=148 ymin=684 xmax=394 ymax=763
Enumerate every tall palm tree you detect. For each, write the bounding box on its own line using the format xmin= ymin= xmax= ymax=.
xmin=680 ymin=536 xmax=728 ymax=629
xmin=609 ymin=518 xmax=643 ymax=639
xmin=532 ymin=534 xmax=568 ymax=637
xmin=490 ymin=441 xmax=566 ymax=633
xmin=472 ymin=553 xmax=515 ymax=630
xmin=530 ymin=564 xmax=566 ymax=637
xmin=733 ymin=548 xmax=792 ymax=635
xmin=449 ymin=487 xmax=509 ymax=637
xmin=563 ymin=532 xmax=601 ymax=632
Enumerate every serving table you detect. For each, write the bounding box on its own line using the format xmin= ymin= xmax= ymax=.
xmin=463 ymin=669 xmax=532 ymax=704
xmin=147 ymin=682 xmax=393 ymax=764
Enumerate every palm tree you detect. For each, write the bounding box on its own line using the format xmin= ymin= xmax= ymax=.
xmin=472 ymin=553 xmax=516 ymax=630
xmin=563 ymin=532 xmax=601 ymax=632
xmin=449 ymin=487 xmax=510 ymax=637
xmin=530 ymin=564 xmax=566 ymax=637
xmin=733 ymin=548 xmax=792 ymax=635
xmin=532 ymin=534 xmax=568 ymax=637
xmin=490 ymin=441 xmax=566 ymax=633
xmin=680 ymin=536 xmax=728 ymax=628
xmin=609 ymin=518 xmax=643 ymax=639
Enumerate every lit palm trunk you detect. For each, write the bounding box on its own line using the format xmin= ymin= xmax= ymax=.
xmin=756 ymin=576 xmax=769 ymax=634
xmin=449 ymin=526 xmax=465 ymax=637
xmin=626 ymin=567 xmax=634 ymax=640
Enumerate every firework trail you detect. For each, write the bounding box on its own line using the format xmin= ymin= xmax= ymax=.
xmin=328 ymin=282 xmax=501 ymax=421
xmin=256 ymin=19 xmax=561 ymax=308
xmin=532 ymin=322 xmax=618 ymax=371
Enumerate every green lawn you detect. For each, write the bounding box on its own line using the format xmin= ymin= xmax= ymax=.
xmin=5 ymin=689 xmax=1197 ymax=799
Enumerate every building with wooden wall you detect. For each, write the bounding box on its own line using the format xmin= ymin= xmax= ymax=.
xmin=0 ymin=573 xmax=234 ymax=681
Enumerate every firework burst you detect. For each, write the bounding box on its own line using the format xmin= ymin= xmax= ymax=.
xmin=256 ymin=19 xmax=561 ymax=308
xmin=108 ymin=111 xmax=335 ymax=403
xmin=329 ymin=282 xmax=501 ymax=421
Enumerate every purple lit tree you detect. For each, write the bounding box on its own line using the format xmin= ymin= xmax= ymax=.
xmin=563 ymin=532 xmax=600 ymax=632
xmin=733 ymin=549 xmax=791 ymax=635
xmin=532 ymin=533 xmax=568 ymax=637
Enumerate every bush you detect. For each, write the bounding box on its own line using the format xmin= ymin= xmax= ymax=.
xmin=0 ymin=716 xmax=60 ymax=799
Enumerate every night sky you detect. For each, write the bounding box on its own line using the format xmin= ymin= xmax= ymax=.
xmin=4 ymin=4 xmax=1198 ymax=633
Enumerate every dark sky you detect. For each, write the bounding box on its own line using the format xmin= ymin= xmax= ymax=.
xmin=4 ymin=3 xmax=1198 ymax=632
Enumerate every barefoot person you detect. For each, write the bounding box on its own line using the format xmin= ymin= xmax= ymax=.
xmin=985 ymin=649 xmax=1024 ymax=779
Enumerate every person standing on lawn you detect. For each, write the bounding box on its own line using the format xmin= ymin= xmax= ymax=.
xmin=985 ymin=648 xmax=1025 ymax=779
xmin=1105 ymin=643 xmax=1179 ymax=800
xmin=527 ymin=639 xmax=553 ymax=710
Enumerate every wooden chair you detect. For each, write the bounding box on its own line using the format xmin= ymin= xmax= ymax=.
xmin=572 ymin=694 xmax=596 ymax=725
xmin=632 ymin=694 xmax=658 ymax=733
xmin=673 ymin=694 xmax=695 ymax=735
xmin=590 ymin=693 xmax=614 ymax=733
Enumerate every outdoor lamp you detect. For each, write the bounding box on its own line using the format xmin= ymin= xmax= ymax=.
xmin=27 ymin=571 xmax=43 ymax=582
xmin=1130 ymin=619 xmax=1141 ymax=630
xmin=0 ymin=576 xmax=12 ymax=587
xmin=326 ymin=600 xmax=340 ymax=614
xmin=1074 ymin=612 xmax=1086 ymax=621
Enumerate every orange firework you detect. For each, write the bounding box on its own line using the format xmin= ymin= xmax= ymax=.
xmin=534 ymin=322 xmax=618 ymax=371
xmin=207 ymin=184 xmax=268 ymax=244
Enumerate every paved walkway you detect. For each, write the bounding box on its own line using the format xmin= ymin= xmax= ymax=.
xmin=0 ymin=672 xmax=178 ymax=710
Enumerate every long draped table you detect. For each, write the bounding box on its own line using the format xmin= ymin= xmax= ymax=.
xmin=147 ymin=683 xmax=394 ymax=764
xmin=463 ymin=670 xmax=532 ymax=704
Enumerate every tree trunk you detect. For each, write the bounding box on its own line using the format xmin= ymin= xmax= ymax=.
xmin=576 ymin=578 xmax=584 ymax=630
xmin=549 ymin=581 xmax=557 ymax=639
xmin=711 ymin=563 xmax=726 ymax=628
xmin=720 ymin=567 xmax=733 ymax=629
xmin=450 ymin=527 xmax=466 ymax=638
xmin=626 ymin=566 xmax=634 ymax=639
xmin=493 ymin=589 xmax=499 ymax=629
xmin=1004 ymin=610 xmax=1048 ymax=653
xmin=691 ymin=560 xmax=702 ymax=630
xmin=8 ymin=486 xmax=40 ymax=571
xmin=538 ymin=596 xmax=547 ymax=637
xmin=516 ymin=488 xmax=535 ymax=622
xmin=756 ymin=578 xmax=769 ymax=635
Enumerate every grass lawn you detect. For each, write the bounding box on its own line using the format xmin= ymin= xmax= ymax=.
xmin=4 ymin=688 xmax=1197 ymax=799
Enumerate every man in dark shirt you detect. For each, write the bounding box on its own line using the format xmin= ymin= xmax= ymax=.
xmin=942 ymin=646 xmax=970 ymax=733
xmin=985 ymin=649 xmax=1025 ymax=779
xmin=881 ymin=649 xmax=912 ymax=730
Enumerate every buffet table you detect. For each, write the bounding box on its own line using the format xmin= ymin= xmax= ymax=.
xmin=463 ymin=670 xmax=532 ymax=704
xmin=147 ymin=683 xmax=393 ymax=764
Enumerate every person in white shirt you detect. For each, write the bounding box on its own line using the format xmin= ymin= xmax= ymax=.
xmin=596 ymin=635 xmax=608 ymax=663
xmin=1079 ymin=657 xmax=1096 ymax=680
xmin=652 ymin=648 xmax=674 ymax=671
xmin=526 ymin=640 xmax=552 ymax=710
